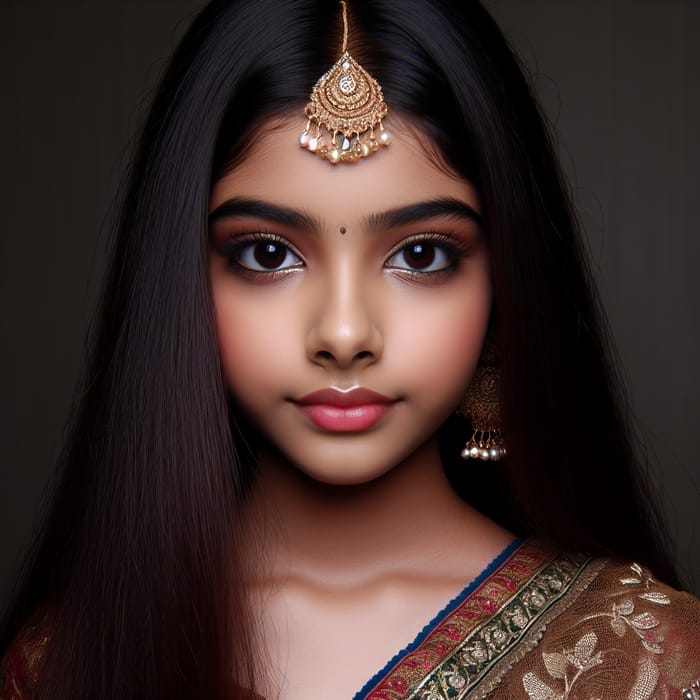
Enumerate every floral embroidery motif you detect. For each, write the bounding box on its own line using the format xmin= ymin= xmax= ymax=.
xmin=522 ymin=563 xmax=673 ymax=700
xmin=620 ymin=563 xmax=672 ymax=606
xmin=522 ymin=631 xmax=602 ymax=700
xmin=404 ymin=554 xmax=594 ymax=700
xmin=584 ymin=563 xmax=669 ymax=654
xmin=359 ymin=541 xmax=564 ymax=700
xmin=607 ymin=598 xmax=663 ymax=654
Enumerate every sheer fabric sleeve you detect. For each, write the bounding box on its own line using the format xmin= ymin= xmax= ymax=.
xmin=512 ymin=561 xmax=700 ymax=699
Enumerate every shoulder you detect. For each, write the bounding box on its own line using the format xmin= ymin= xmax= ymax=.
xmin=518 ymin=555 xmax=700 ymax=700
xmin=575 ymin=559 xmax=700 ymax=658
xmin=1 ymin=614 xmax=51 ymax=699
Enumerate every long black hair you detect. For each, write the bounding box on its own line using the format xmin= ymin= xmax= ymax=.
xmin=0 ymin=1 xmax=676 ymax=697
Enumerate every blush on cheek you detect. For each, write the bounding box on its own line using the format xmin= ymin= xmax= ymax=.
xmin=428 ymin=316 xmax=491 ymax=401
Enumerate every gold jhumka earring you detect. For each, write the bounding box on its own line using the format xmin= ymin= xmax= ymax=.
xmin=299 ymin=0 xmax=391 ymax=164
xmin=458 ymin=342 xmax=507 ymax=461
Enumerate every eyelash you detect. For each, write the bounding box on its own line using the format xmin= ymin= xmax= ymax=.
xmin=216 ymin=231 xmax=471 ymax=281
xmin=217 ymin=231 xmax=304 ymax=279
xmin=384 ymin=232 xmax=469 ymax=280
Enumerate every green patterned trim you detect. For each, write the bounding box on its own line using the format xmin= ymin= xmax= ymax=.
xmin=405 ymin=554 xmax=607 ymax=700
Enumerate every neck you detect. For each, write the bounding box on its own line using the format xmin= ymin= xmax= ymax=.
xmin=243 ymin=437 xmax=514 ymax=588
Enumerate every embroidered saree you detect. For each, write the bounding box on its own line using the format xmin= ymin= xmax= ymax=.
xmin=352 ymin=540 xmax=700 ymax=700
xmin=2 ymin=539 xmax=699 ymax=699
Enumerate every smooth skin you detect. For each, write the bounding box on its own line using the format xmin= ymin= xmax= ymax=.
xmin=209 ymin=117 xmax=514 ymax=700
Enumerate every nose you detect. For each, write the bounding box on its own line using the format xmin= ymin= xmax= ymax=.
xmin=305 ymin=264 xmax=383 ymax=370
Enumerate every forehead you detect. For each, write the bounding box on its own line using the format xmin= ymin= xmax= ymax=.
xmin=210 ymin=117 xmax=480 ymax=224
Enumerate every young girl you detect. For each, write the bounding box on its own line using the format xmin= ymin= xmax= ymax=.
xmin=1 ymin=1 xmax=698 ymax=698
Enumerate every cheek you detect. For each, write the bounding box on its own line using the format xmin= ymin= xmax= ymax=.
xmin=387 ymin=276 xmax=491 ymax=408
xmin=212 ymin=285 xmax=300 ymax=397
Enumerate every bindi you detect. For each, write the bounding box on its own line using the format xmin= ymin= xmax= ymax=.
xmin=339 ymin=226 xmax=347 ymax=235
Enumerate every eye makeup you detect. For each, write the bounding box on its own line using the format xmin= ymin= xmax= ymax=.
xmin=208 ymin=196 xmax=484 ymax=286
xmin=383 ymin=231 xmax=479 ymax=283
xmin=214 ymin=231 xmax=304 ymax=281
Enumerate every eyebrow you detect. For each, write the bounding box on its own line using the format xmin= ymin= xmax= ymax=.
xmin=363 ymin=198 xmax=483 ymax=232
xmin=209 ymin=198 xmax=323 ymax=233
xmin=208 ymin=196 xmax=482 ymax=233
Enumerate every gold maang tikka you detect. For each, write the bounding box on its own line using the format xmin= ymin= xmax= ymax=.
xmin=299 ymin=1 xmax=391 ymax=164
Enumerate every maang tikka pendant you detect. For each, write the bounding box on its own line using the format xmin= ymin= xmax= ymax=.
xmin=299 ymin=2 xmax=391 ymax=164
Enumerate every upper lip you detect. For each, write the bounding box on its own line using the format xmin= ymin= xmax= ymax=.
xmin=295 ymin=387 xmax=395 ymax=407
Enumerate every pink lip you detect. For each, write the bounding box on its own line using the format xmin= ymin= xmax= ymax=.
xmin=296 ymin=388 xmax=393 ymax=407
xmin=294 ymin=388 xmax=396 ymax=432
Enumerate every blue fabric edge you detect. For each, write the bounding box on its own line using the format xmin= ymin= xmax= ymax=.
xmin=352 ymin=537 xmax=524 ymax=700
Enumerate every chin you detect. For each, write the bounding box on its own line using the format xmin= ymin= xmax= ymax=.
xmin=294 ymin=461 xmax=397 ymax=488
xmin=259 ymin=424 xmax=441 ymax=489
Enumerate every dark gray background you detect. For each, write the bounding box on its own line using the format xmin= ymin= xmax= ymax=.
xmin=1 ymin=0 xmax=698 ymax=609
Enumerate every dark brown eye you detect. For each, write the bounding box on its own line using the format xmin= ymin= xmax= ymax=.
xmin=403 ymin=243 xmax=436 ymax=269
xmin=233 ymin=239 xmax=302 ymax=272
xmin=253 ymin=242 xmax=287 ymax=269
xmin=386 ymin=241 xmax=453 ymax=273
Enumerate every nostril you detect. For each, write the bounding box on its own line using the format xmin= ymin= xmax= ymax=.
xmin=316 ymin=350 xmax=334 ymax=361
xmin=353 ymin=350 xmax=373 ymax=362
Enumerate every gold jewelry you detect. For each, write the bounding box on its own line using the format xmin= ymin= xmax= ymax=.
xmin=299 ymin=1 xmax=390 ymax=164
xmin=458 ymin=344 xmax=506 ymax=461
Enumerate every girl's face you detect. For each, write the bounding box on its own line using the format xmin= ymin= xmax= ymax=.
xmin=209 ymin=118 xmax=491 ymax=485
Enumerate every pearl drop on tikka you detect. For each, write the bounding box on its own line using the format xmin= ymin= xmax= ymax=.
xmin=299 ymin=121 xmax=390 ymax=164
xmin=300 ymin=0 xmax=389 ymax=167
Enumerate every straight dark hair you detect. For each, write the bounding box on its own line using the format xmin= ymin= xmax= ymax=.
xmin=1 ymin=0 xmax=677 ymax=697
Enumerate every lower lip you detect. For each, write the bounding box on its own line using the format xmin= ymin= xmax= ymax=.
xmin=297 ymin=404 xmax=391 ymax=432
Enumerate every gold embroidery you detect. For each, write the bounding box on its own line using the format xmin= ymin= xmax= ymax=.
xmin=628 ymin=657 xmax=659 ymax=700
xmin=576 ymin=563 xmax=670 ymax=654
xmin=360 ymin=550 xmax=700 ymax=700
xmin=620 ymin=563 xmax=671 ymax=606
xmin=1 ymin=614 xmax=51 ymax=697
xmin=521 ymin=563 xmax=676 ymax=700
xmin=522 ymin=632 xmax=604 ymax=700
xmin=362 ymin=542 xmax=559 ymax=700
xmin=400 ymin=554 xmax=604 ymax=700
xmin=682 ymin=678 xmax=700 ymax=700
